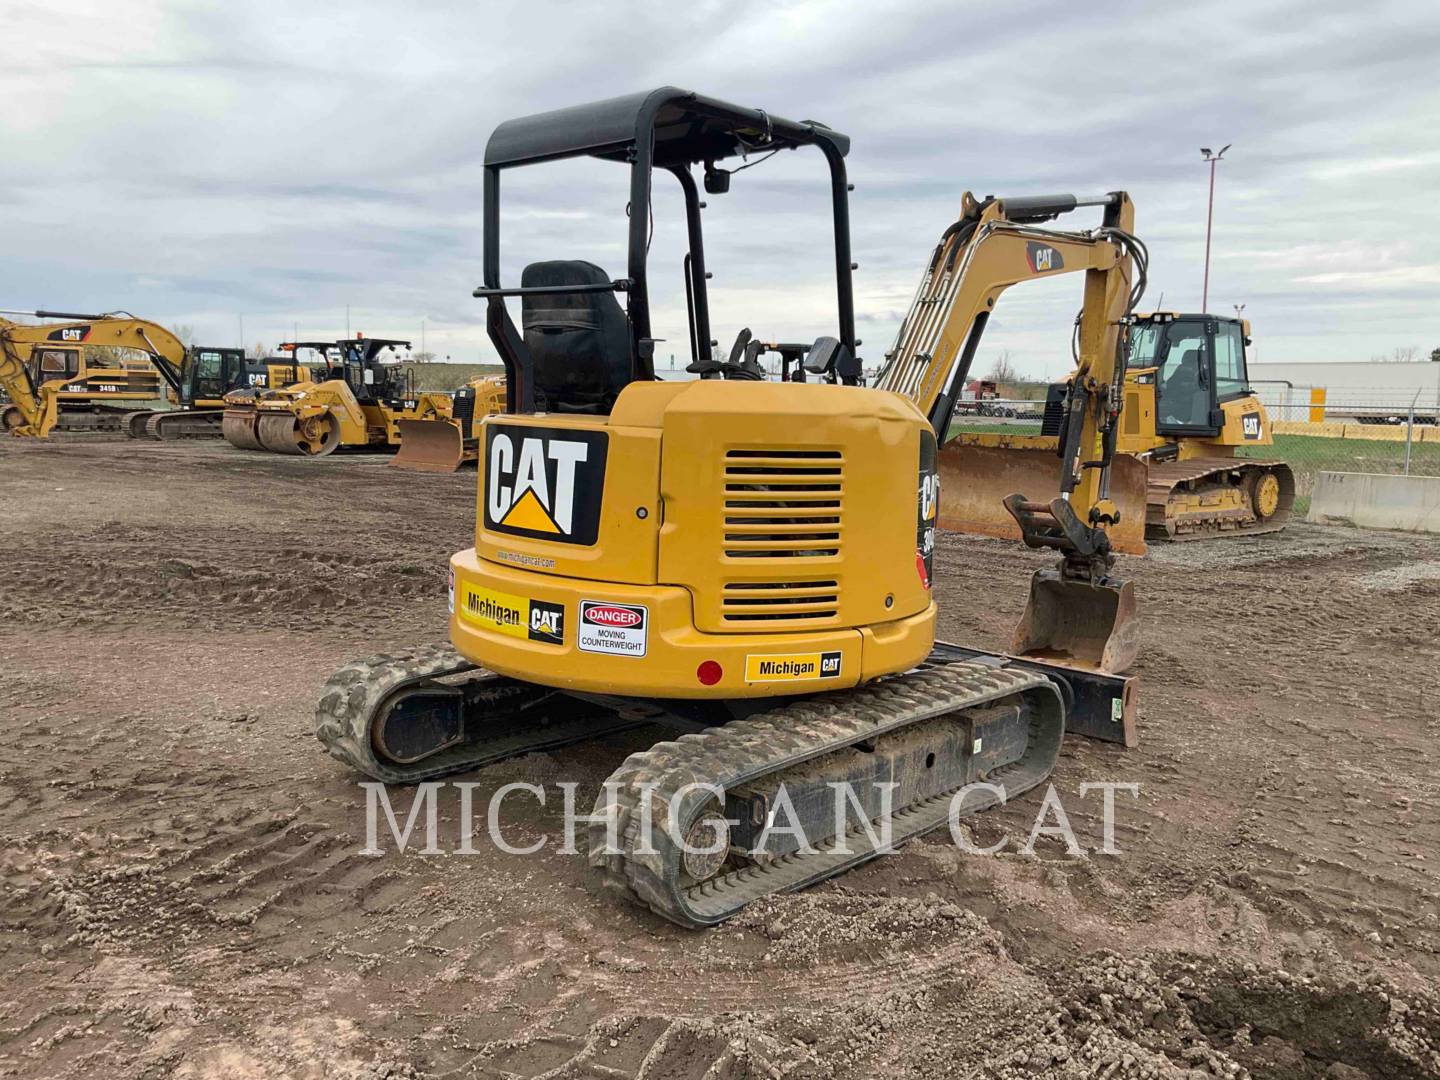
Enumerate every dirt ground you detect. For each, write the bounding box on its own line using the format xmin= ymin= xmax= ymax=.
xmin=2 ymin=434 xmax=1438 ymax=1080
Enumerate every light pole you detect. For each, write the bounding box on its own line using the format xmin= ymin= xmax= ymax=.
xmin=1200 ymin=144 xmax=1231 ymax=313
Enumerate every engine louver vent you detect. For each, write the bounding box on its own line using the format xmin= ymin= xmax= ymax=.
xmin=720 ymin=448 xmax=843 ymax=624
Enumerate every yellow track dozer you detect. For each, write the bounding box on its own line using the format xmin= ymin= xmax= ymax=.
xmin=222 ymin=337 xmax=452 ymax=457
xmin=391 ymin=375 xmax=507 ymax=472
xmin=939 ymin=313 xmax=1294 ymax=551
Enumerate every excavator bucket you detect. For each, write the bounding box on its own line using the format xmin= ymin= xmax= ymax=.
xmin=1011 ymin=568 xmax=1139 ymax=675
xmin=937 ymin=438 xmax=1149 ymax=556
xmin=391 ymin=418 xmax=471 ymax=473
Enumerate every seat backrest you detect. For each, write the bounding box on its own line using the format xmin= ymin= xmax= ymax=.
xmin=521 ymin=260 xmax=632 ymax=412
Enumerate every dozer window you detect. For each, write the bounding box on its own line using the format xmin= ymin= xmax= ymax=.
xmin=1156 ymin=327 xmax=1210 ymax=429
xmin=1128 ymin=322 xmax=1162 ymax=367
xmin=1212 ymin=322 xmax=1247 ymax=400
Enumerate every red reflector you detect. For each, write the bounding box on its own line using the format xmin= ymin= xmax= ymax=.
xmin=696 ymin=660 xmax=723 ymax=686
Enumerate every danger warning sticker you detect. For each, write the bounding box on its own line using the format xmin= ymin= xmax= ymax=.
xmin=578 ymin=601 xmax=648 ymax=657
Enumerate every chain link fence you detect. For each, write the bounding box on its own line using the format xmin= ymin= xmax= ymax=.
xmin=1247 ymin=400 xmax=1440 ymax=513
xmin=946 ymin=397 xmax=1440 ymax=516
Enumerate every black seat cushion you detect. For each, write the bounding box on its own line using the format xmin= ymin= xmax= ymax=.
xmin=521 ymin=260 xmax=632 ymax=412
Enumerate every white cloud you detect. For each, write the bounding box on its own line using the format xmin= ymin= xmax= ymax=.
xmin=2 ymin=0 xmax=1438 ymax=372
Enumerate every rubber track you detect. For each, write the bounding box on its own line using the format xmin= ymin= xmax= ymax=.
xmin=315 ymin=643 xmax=641 ymax=784
xmin=588 ymin=660 xmax=1063 ymax=928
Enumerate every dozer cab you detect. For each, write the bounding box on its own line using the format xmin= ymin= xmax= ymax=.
xmin=222 ymin=336 xmax=452 ymax=456
xmin=942 ymin=312 xmax=1294 ymax=549
xmin=317 ymin=89 xmax=1141 ymax=928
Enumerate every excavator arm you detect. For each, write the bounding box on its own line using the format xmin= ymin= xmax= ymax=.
xmin=1 ymin=313 xmax=189 ymax=438
xmin=876 ymin=192 xmax=1149 ymax=673
xmin=0 ymin=320 xmax=57 ymax=437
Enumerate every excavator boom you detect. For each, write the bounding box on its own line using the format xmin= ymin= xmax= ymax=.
xmin=875 ymin=192 xmax=1149 ymax=672
xmin=1 ymin=313 xmax=188 ymax=438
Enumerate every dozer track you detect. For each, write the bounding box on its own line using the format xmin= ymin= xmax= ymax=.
xmin=314 ymin=643 xmax=646 ymax=784
xmin=1146 ymin=456 xmax=1295 ymax=541
xmin=590 ymin=657 xmax=1063 ymax=928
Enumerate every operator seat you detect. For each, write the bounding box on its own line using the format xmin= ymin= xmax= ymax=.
xmin=521 ymin=260 xmax=633 ymax=413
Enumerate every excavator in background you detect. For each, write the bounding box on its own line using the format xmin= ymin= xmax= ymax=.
xmin=316 ymin=89 xmax=1143 ymax=928
xmin=221 ymin=337 xmax=454 ymax=457
xmin=1 ymin=312 xmax=186 ymax=436
xmin=941 ymin=312 xmax=1295 ymax=550
xmin=390 ymin=374 xmax=507 ymax=472
xmin=125 ymin=348 xmax=309 ymax=440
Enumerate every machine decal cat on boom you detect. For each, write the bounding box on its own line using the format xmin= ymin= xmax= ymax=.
xmin=1025 ymin=242 xmax=1064 ymax=272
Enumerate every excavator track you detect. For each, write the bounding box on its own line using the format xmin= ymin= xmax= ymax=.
xmin=150 ymin=410 xmax=223 ymax=439
xmin=125 ymin=410 xmax=224 ymax=439
xmin=315 ymin=643 xmax=645 ymax=785
xmin=589 ymin=659 xmax=1063 ymax=928
xmin=1146 ymin=457 xmax=1295 ymax=541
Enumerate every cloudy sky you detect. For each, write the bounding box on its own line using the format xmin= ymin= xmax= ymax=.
xmin=5 ymin=0 xmax=1439 ymax=380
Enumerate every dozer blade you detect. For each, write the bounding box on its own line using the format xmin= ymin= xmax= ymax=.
xmin=937 ymin=440 xmax=1149 ymax=556
xmin=391 ymin=418 xmax=471 ymax=473
xmin=1012 ymin=568 xmax=1138 ymax=675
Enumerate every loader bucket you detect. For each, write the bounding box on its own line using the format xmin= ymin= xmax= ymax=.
xmin=1012 ymin=568 xmax=1139 ymax=675
xmin=391 ymin=418 xmax=469 ymax=473
xmin=937 ymin=439 xmax=1149 ymax=556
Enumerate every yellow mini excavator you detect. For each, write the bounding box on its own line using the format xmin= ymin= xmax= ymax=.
xmin=1 ymin=312 xmax=187 ymax=436
xmin=221 ymin=336 xmax=454 ymax=457
xmin=317 ymin=89 xmax=1142 ymax=928
xmin=939 ymin=312 xmax=1295 ymax=551
xmin=391 ymin=374 xmax=507 ymax=472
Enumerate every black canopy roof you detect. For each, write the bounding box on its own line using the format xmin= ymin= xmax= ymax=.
xmin=483 ymin=86 xmax=849 ymax=169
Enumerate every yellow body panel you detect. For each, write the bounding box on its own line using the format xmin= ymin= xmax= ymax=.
xmin=451 ymin=379 xmax=938 ymax=699
xmin=449 ymin=548 xmax=934 ymax=698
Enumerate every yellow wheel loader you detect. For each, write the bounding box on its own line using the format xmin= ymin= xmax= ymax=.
xmin=391 ymin=374 xmax=507 ymax=472
xmin=941 ymin=313 xmax=1295 ymax=552
xmin=1 ymin=311 xmax=189 ymax=437
xmin=316 ymin=89 xmax=1143 ymax=928
xmin=222 ymin=337 xmax=453 ymax=457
